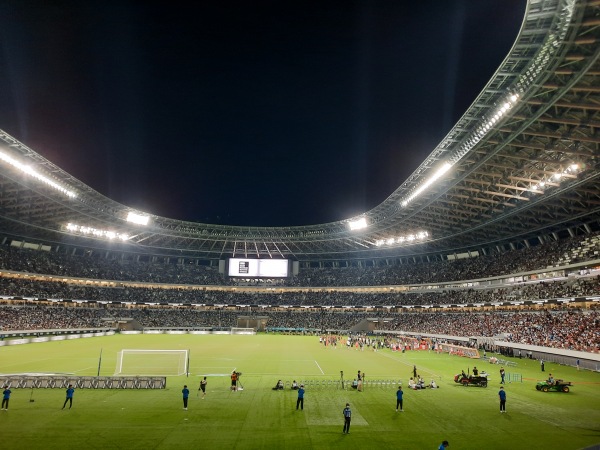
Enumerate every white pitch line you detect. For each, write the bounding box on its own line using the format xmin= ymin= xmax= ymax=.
xmin=74 ymin=366 xmax=96 ymax=374
xmin=314 ymin=360 xmax=324 ymax=375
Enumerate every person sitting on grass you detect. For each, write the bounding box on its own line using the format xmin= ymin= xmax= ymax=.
xmin=272 ymin=380 xmax=284 ymax=390
xmin=291 ymin=380 xmax=299 ymax=390
xmin=351 ymin=379 xmax=358 ymax=389
xmin=408 ymin=377 xmax=422 ymax=390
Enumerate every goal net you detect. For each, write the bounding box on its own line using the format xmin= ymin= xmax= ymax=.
xmin=231 ymin=327 xmax=256 ymax=335
xmin=115 ymin=349 xmax=189 ymax=376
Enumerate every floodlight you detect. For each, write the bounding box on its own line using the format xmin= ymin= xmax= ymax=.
xmin=0 ymin=150 xmax=77 ymax=198
xmin=348 ymin=217 xmax=367 ymax=230
xmin=402 ymin=162 xmax=452 ymax=206
xmin=65 ymin=223 xmax=129 ymax=241
xmin=126 ymin=212 xmax=150 ymax=225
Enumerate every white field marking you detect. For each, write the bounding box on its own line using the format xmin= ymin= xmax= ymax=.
xmin=73 ymin=366 xmax=96 ymax=374
xmin=196 ymin=373 xmax=232 ymax=377
xmin=276 ymin=360 xmax=319 ymax=362
xmin=314 ymin=360 xmax=325 ymax=375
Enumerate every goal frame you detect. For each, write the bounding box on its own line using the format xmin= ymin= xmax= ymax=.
xmin=115 ymin=349 xmax=189 ymax=376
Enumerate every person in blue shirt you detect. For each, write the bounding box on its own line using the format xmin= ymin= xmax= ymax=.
xmin=438 ymin=440 xmax=449 ymax=449
xmin=342 ymin=403 xmax=351 ymax=434
xmin=62 ymin=384 xmax=75 ymax=409
xmin=182 ymin=385 xmax=190 ymax=410
xmin=396 ymin=386 xmax=404 ymax=412
xmin=498 ymin=386 xmax=507 ymax=413
xmin=296 ymin=384 xmax=305 ymax=410
xmin=2 ymin=385 xmax=11 ymax=410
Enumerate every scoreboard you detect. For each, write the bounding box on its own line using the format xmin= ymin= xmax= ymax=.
xmin=227 ymin=258 xmax=289 ymax=278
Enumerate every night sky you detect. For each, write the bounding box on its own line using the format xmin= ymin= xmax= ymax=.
xmin=0 ymin=1 xmax=526 ymax=227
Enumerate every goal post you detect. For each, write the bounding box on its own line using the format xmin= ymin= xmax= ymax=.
xmin=115 ymin=349 xmax=189 ymax=376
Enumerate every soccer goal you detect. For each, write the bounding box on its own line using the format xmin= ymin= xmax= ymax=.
xmin=115 ymin=349 xmax=189 ymax=376
xmin=230 ymin=327 xmax=256 ymax=335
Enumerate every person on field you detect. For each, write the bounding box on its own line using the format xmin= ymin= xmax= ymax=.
xmin=231 ymin=371 xmax=238 ymax=391
xmin=2 ymin=385 xmax=11 ymax=410
xmin=498 ymin=386 xmax=507 ymax=413
xmin=395 ymin=386 xmax=404 ymax=412
xmin=199 ymin=377 xmax=207 ymax=399
xmin=342 ymin=403 xmax=351 ymax=434
xmin=182 ymin=385 xmax=190 ymax=410
xmin=62 ymin=384 xmax=75 ymax=409
xmin=296 ymin=384 xmax=305 ymax=410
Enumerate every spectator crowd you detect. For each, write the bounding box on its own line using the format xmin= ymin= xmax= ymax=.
xmin=0 ymin=231 xmax=598 ymax=353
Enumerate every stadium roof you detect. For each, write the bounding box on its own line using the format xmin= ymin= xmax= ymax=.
xmin=0 ymin=0 xmax=598 ymax=262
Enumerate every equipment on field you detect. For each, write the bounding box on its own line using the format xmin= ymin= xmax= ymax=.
xmin=535 ymin=379 xmax=572 ymax=392
xmin=236 ymin=372 xmax=244 ymax=391
xmin=454 ymin=371 xmax=488 ymax=387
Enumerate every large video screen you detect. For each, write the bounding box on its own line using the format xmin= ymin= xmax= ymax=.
xmin=228 ymin=258 xmax=289 ymax=278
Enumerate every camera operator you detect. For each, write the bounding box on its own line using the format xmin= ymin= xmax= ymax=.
xmin=231 ymin=370 xmax=239 ymax=391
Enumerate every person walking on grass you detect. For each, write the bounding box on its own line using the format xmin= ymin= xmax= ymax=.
xmin=231 ymin=371 xmax=238 ymax=391
xmin=182 ymin=385 xmax=190 ymax=410
xmin=199 ymin=377 xmax=207 ymax=399
xmin=62 ymin=384 xmax=74 ymax=409
xmin=296 ymin=384 xmax=305 ymax=410
xmin=499 ymin=386 xmax=507 ymax=413
xmin=342 ymin=403 xmax=351 ymax=434
xmin=2 ymin=385 xmax=11 ymax=410
xmin=396 ymin=386 xmax=404 ymax=412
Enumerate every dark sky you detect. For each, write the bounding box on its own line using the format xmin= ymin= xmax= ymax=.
xmin=0 ymin=0 xmax=526 ymax=227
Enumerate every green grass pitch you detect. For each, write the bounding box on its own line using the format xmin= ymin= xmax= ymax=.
xmin=1 ymin=334 xmax=599 ymax=449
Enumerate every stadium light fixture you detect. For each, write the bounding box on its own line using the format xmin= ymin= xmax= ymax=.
xmin=65 ymin=223 xmax=129 ymax=241
xmin=348 ymin=217 xmax=368 ymax=231
xmin=529 ymin=162 xmax=582 ymax=193
xmin=0 ymin=150 xmax=77 ymax=198
xmin=126 ymin=212 xmax=150 ymax=225
xmin=375 ymin=230 xmax=429 ymax=247
xmin=401 ymin=163 xmax=452 ymax=207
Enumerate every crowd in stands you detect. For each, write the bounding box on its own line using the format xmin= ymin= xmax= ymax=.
xmin=0 ymin=305 xmax=598 ymax=353
xmin=0 ymin=275 xmax=597 ymax=307
xmin=0 ymin=231 xmax=597 ymax=288
xmin=0 ymin=247 xmax=224 ymax=285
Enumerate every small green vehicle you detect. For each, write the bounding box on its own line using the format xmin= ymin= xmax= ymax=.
xmin=535 ymin=379 xmax=572 ymax=392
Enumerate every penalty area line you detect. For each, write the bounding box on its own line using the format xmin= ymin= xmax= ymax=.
xmin=314 ymin=360 xmax=324 ymax=375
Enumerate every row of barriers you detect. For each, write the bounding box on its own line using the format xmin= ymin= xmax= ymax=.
xmin=288 ymin=379 xmax=404 ymax=390
xmin=0 ymin=375 xmax=167 ymax=389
